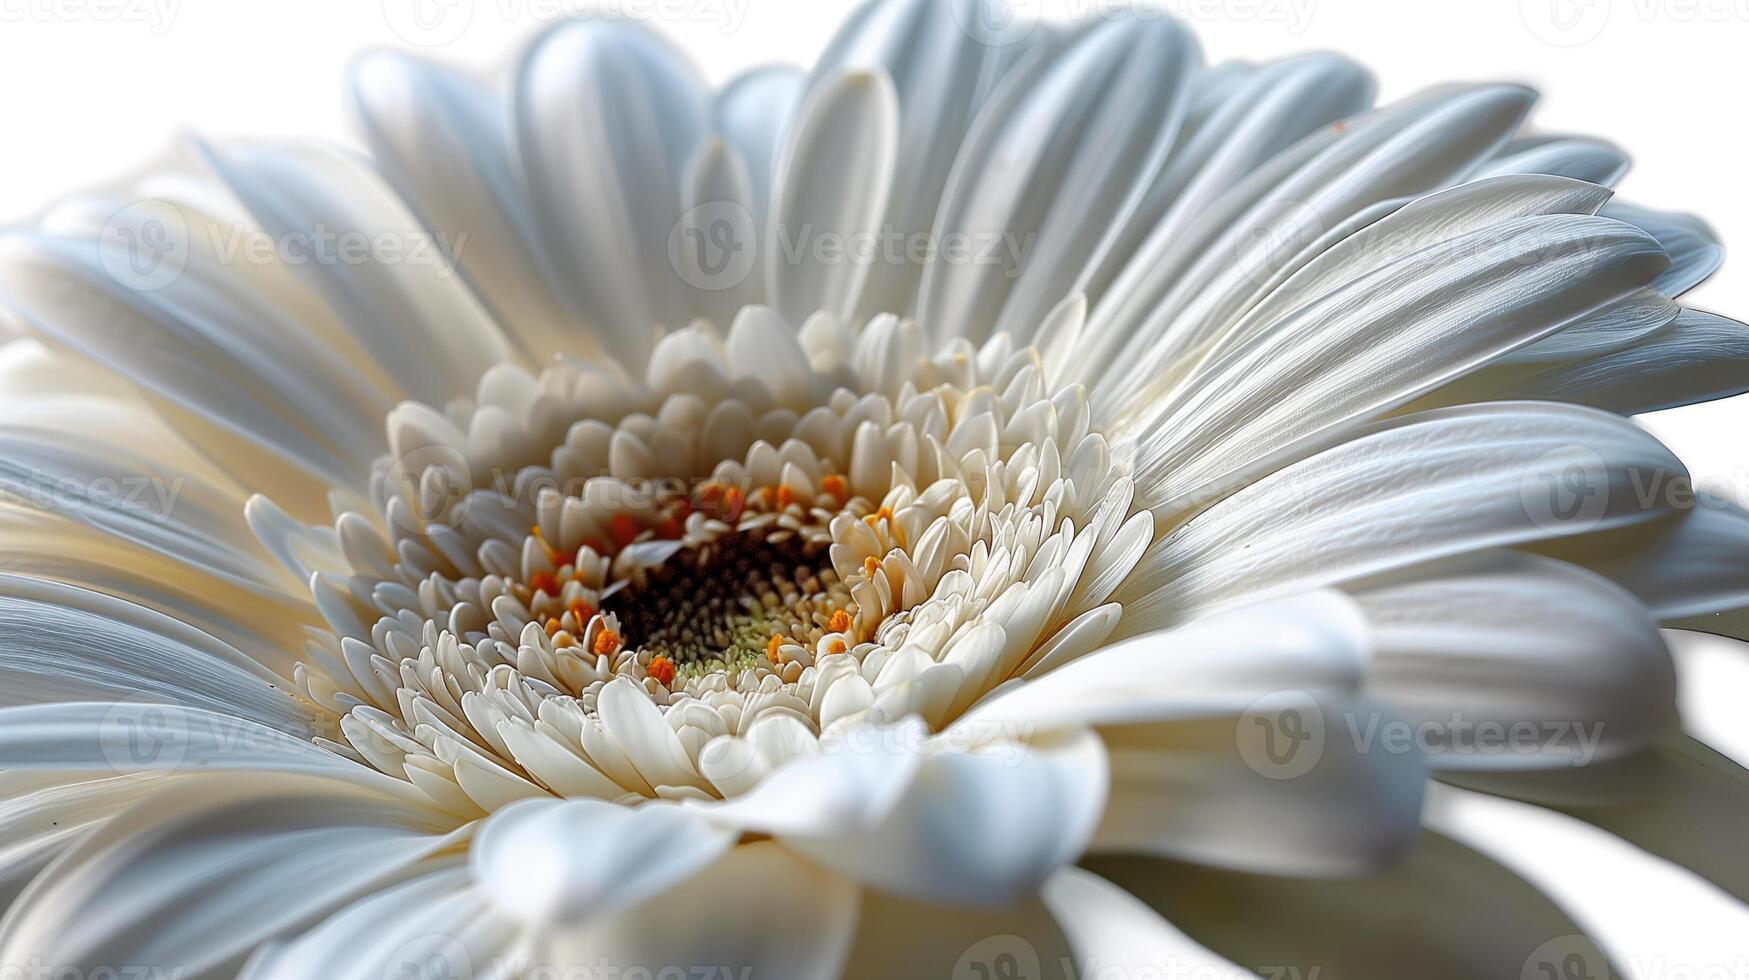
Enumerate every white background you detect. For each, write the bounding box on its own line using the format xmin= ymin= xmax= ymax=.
xmin=2 ymin=0 xmax=1747 ymax=973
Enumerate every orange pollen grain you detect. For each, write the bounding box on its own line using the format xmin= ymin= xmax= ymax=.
xmin=775 ymin=484 xmax=797 ymax=509
xmin=529 ymin=572 xmax=559 ymax=597
xmin=863 ymin=556 xmax=880 ymax=577
xmin=545 ymin=617 xmax=563 ymax=636
xmin=827 ymin=639 xmax=847 ymax=655
xmin=821 ymin=474 xmax=848 ymax=500
xmin=828 ymin=609 xmax=852 ymax=633
xmin=568 ymin=600 xmax=594 ymax=623
xmin=767 ymin=634 xmax=786 ymax=664
xmin=647 ymin=656 xmax=676 ymax=687
xmin=593 ymin=629 xmax=622 ymax=657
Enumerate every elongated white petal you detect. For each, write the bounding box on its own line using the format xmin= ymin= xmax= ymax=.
xmin=1080 ymin=53 xmax=1375 ymax=384
xmin=1543 ymin=494 xmax=1749 ymax=638
xmin=1472 ymin=133 xmax=1630 ymax=186
xmin=196 ymin=140 xmax=516 ymax=404
xmin=918 ymin=15 xmax=1199 ymax=344
xmin=240 ymin=865 xmax=516 ymax=980
xmin=1118 ymin=402 xmax=1685 ymax=625
xmin=0 ymin=574 xmax=309 ymax=727
xmin=514 ymin=20 xmax=707 ymax=367
xmin=713 ymin=65 xmax=803 ymax=222
xmin=0 ymin=229 xmax=384 ymax=496
xmin=1131 ymin=214 xmax=1665 ymax=509
xmin=1449 ymin=735 xmax=1749 ymax=902
xmin=1088 ymin=834 xmax=1619 ymax=980
xmin=1094 ymin=84 xmax=1537 ymax=408
xmin=781 ymin=729 xmax=1107 ymax=906
xmin=538 ymin=842 xmax=860 ymax=980
xmin=1043 ymin=867 xmax=1248 ymax=978
xmin=0 ymin=403 xmax=298 ymax=595
xmin=813 ymin=0 xmax=1039 ymax=321
xmin=953 ymin=591 xmax=1366 ymax=734
xmin=690 ymin=718 xmax=924 ymax=836
xmin=1501 ymin=309 xmax=1749 ymax=415
xmin=0 ymin=703 xmax=401 ymax=794
xmin=1607 ymin=200 xmax=1723 ymax=296
xmin=766 ymin=69 xmax=898 ymax=327
xmin=0 ymin=774 xmax=461 ymax=979
xmin=1093 ymin=702 xmax=1427 ymax=877
xmin=351 ymin=51 xmax=581 ymax=363
xmin=471 ymin=797 xmax=733 ymax=924
xmin=1356 ymin=551 xmax=1676 ymax=768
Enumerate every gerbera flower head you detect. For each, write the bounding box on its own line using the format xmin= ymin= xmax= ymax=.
xmin=0 ymin=1 xmax=1741 ymax=977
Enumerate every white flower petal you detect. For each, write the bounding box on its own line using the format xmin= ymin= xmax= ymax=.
xmin=1092 ymin=84 xmax=1537 ymax=407
xmin=918 ymin=16 xmax=1199 ymax=345
xmin=812 ymin=0 xmax=1038 ymax=322
xmin=470 ymin=796 xmax=734 ymax=925
xmin=713 ymin=65 xmax=803 ymax=223
xmin=954 ymin=591 xmax=1366 ymax=735
xmin=240 ymin=864 xmax=516 ymax=980
xmin=0 ymin=703 xmax=401 ymax=794
xmin=1606 ymin=200 xmax=1723 ymax=296
xmin=1356 ymin=551 xmax=1676 ymax=769
xmin=1080 ymin=52 xmax=1374 ymax=384
xmin=0 ymin=774 xmax=460 ymax=979
xmin=350 ymin=51 xmax=580 ymax=364
xmin=1449 ymin=735 xmax=1749 ymax=902
xmin=1497 ymin=309 xmax=1749 ymax=415
xmin=1118 ymin=402 xmax=1685 ymax=624
xmin=1472 ymin=133 xmax=1631 ymax=186
xmin=541 ymin=842 xmax=859 ymax=980
xmin=1131 ymin=213 xmax=1665 ymax=511
xmin=514 ymin=20 xmax=707 ymax=367
xmin=1545 ymin=493 xmax=1749 ymax=637
xmin=0 ymin=574 xmax=310 ymax=728
xmin=766 ymin=69 xmax=898 ymax=327
xmin=1043 ymin=867 xmax=1247 ymax=978
xmin=690 ymin=718 xmax=924 ymax=836
xmin=783 ymin=729 xmax=1107 ymax=906
xmin=1087 ymin=833 xmax=1618 ymax=980
xmin=1092 ymin=703 xmax=1428 ymax=877
xmin=196 ymin=140 xmax=515 ymax=404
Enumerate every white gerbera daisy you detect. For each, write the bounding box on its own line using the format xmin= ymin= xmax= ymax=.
xmin=0 ymin=1 xmax=1742 ymax=977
